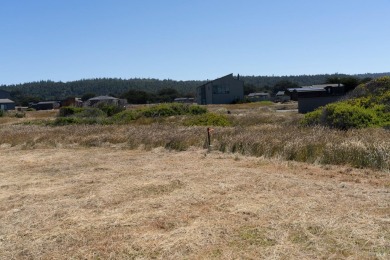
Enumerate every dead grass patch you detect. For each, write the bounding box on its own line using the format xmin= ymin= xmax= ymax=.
xmin=0 ymin=148 xmax=389 ymax=259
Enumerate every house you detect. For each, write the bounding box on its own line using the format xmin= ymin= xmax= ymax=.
xmin=86 ymin=96 xmax=127 ymax=107
xmin=0 ymin=99 xmax=16 ymax=111
xmin=274 ymin=91 xmax=291 ymax=102
xmin=196 ymin=74 xmax=244 ymax=105
xmin=247 ymin=92 xmax=270 ymax=102
xmin=286 ymin=84 xmax=345 ymax=113
xmin=31 ymin=101 xmax=61 ymax=110
xmin=0 ymin=89 xmax=15 ymax=111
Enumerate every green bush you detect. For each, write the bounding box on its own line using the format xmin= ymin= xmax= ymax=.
xmin=111 ymin=110 xmax=142 ymax=124
xmin=75 ymin=107 xmax=106 ymax=118
xmin=324 ymin=103 xmax=379 ymax=130
xmin=53 ymin=117 xmax=82 ymax=125
xmin=0 ymin=110 xmax=3 ymax=117
xmin=139 ymin=103 xmax=207 ymax=118
xmin=300 ymin=108 xmax=323 ymax=126
xmin=55 ymin=103 xmax=208 ymax=125
xmin=184 ymin=113 xmax=231 ymax=127
xmin=58 ymin=106 xmax=84 ymax=117
xmin=188 ymin=105 xmax=207 ymax=115
xmin=14 ymin=112 xmax=25 ymax=118
xmin=97 ymin=103 xmax=125 ymax=116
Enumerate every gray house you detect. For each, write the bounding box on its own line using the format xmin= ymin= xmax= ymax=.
xmin=86 ymin=96 xmax=127 ymax=107
xmin=0 ymin=99 xmax=15 ymax=111
xmin=286 ymin=84 xmax=345 ymax=113
xmin=0 ymin=90 xmax=15 ymax=111
xmin=197 ymin=74 xmax=244 ymax=105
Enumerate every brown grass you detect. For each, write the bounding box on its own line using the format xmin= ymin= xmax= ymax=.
xmin=0 ymin=147 xmax=389 ymax=259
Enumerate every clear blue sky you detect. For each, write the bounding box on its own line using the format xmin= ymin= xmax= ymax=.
xmin=1 ymin=0 xmax=389 ymax=85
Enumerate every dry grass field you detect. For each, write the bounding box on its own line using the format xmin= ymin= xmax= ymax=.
xmin=0 ymin=147 xmax=389 ymax=259
xmin=0 ymin=104 xmax=389 ymax=259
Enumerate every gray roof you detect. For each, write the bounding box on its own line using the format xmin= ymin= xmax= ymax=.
xmin=248 ymin=92 xmax=270 ymax=97
xmin=0 ymin=98 xmax=15 ymax=104
xmin=287 ymin=87 xmax=326 ymax=93
xmin=37 ymin=101 xmax=59 ymax=105
xmin=312 ymin=84 xmax=344 ymax=88
xmin=276 ymin=91 xmax=286 ymax=96
xmin=88 ymin=96 xmax=118 ymax=101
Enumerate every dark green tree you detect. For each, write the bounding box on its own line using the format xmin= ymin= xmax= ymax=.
xmin=81 ymin=93 xmax=96 ymax=101
xmin=273 ymin=80 xmax=299 ymax=94
xmin=156 ymin=88 xmax=179 ymax=102
xmin=120 ymin=90 xmax=151 ymax=104
xmin=326 ymin=76 xmax=360 ymax=92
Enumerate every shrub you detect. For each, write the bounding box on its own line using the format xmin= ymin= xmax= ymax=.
xmin=14 ymin=112 xmax=25 ymax=118
xmin=188 ymin=105 xmax=207 ymax=115
xmin=97 ymin=103 xmax=125 ymax=116
xmin=75 ymin=107 xmax=106 ymax=118
xmin=111 ymin=110 xmax=142 ymax=124
xmin=0 ymin=110 xmax=3 ymax=117
xmin=324 ymin=103 xmax=379 ymax=130
xmin=58 ymin=106 xmax=84 ymax=117
xmin=183 ymin=113 xmax=231 ymax=126
xmin=300 ymin=108 xmax=323 ymax=126
xmin=53 ymin=117 xmax=82 ymax=125
xmin=139 ymin=103 xmax=207 ymax=118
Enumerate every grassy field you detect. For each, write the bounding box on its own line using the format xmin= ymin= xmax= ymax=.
xmin=0 ymin=103 xmax=389 ymax=259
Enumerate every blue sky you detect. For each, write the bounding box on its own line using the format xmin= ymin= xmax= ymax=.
xmin=1 ymin=0 xmax=389 ymax=85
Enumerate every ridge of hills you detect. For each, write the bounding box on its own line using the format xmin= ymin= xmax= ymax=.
xmin=1 ymin=72 xmax=389 ymax=101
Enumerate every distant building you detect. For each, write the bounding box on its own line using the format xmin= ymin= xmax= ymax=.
xmin=286 ymin=84 xmax=345 ymax=113
xmin=31 ymin=101 xmax=61 ymax=110
xmin=247 ymin=92 xmax=270 ymax=102
xmin=196 ymin=74 xmax=244 ymax=105
xmin=86 ymin=96 xmax=127 ymax=107
xmin=0 ymin=99 xmax=15 ymax=111
xmin=274 ymin=91 xmax=291 ymax=102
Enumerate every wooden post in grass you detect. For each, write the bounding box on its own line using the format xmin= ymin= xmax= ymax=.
xmin=207 ymin=127 xmax=214 ymax=151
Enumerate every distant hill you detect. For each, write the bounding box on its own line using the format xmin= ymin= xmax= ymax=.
xmin=1 ymin=72 xmax=389 ymax=104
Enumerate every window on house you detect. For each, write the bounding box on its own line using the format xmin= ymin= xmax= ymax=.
xmin=212 ymin=85 xmax=230 ymax=94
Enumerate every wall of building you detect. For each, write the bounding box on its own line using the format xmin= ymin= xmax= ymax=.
xmin=197 ymin=75 xmax=244 ymax=105
xmin=0 ymin=102 xmax=16 ymax=111
xmin=298 ymin=96 xmax=343 ymax=113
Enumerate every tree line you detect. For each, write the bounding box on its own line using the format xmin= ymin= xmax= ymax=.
xmin=1 ymin=73 xmax=389 ymax=106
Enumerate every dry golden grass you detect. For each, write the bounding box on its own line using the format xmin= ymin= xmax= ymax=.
xmin=0 ymin=110 xmax=57 ymax=125
xmin=0 ymin=147 xmax=389 ymax=259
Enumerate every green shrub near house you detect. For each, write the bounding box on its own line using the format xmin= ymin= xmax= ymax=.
xmin=301 ymin=76 xmax=390 ymax=130
xmin=0 ymin=110 xmax=3 ymax=117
